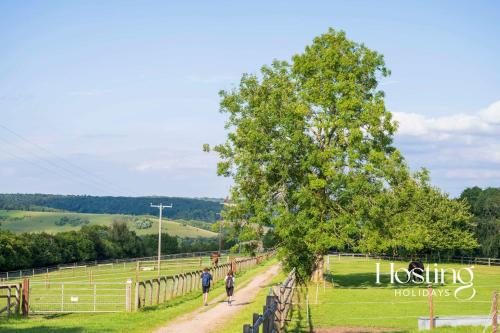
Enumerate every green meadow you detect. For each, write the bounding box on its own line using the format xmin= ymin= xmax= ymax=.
xmin=287 ymin=256 xmax=500 ymax=333
xmin=0 ymin=210 xmax=216 ymax=238
xmin=0 ymin=258 xmax=277 ymax=333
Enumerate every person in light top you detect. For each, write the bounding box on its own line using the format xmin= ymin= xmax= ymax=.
xmin=225 ymin=270 xmax=235 ymax=305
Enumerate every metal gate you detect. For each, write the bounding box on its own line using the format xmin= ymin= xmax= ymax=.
xmin=29 ymin=281 xmax=132 ymax=313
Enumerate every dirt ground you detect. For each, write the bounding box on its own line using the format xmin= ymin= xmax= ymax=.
xmin=152 ymin=263 xmax=281 ymax=333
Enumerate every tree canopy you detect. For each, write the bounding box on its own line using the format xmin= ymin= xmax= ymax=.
xmin=209 ymin=29 xmax=477 ymax=279
xmin=460 ymin=186 xmax=500 ymax=258
xmin=0 ymin=222 xmax=224 ymax=272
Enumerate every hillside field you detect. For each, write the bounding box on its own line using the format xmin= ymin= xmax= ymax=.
xmin=0 ymin=210 xmax=216 ymax=238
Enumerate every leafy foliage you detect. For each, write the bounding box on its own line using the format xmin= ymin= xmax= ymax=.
xmin=0 ymin=222 xmax=225 ymax=271
xmin=209 ymin=28 xmax=477 ymax=279
xmin=460 ymin=186 xmax=500 ymax=258
xmin=356 ymin=169 xmax=477 ymax=256
xmin=55 ymin=216 xmax=90 ymax=227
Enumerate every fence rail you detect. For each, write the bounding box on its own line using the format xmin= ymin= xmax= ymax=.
xmin=135 ymin=252 xmax=274 ymax=310
xmin=328 ymin=252 xmax=500 ymax=266
xmin=243 ymin=267 xmax=297 ymax=333
xmin=28 ymin=281 xmax=132 ymax=314
xmin=0 ymin=250 xmax=231 ymax=282
xmin=0 ymin=283 xmax=21 ymax=317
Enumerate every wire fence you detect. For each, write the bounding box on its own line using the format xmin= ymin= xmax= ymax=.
xmin=0 ymin=250 xmax=231 ymax=282
xmin=284 ymin=255 xmax=500 ymax=332
xmin=29 ymin=281 xmax=131 ymax=313
xmin=135 ymin=251 xmax=275 ymax=310
xmin=328 ymin=252 xmax=500 ymax=266
xmin=286 ymin=284 xmax=499 ymax=332
xmin=0 ymin=250 xmax=275 ymax=315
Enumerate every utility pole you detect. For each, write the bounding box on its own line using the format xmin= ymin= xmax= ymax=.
xmin=150 ymin=203 xmax=172 ymax=276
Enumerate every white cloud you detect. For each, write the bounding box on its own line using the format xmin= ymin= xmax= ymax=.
xmin=393 ymin=100 xmax=500 ymax=195
xmin=479 ymin=100 xmax=500 ymax=125
xmin=393 ymin=102 xmax=499 ymax=140
xmin=442 ymin=168 xmax=500 ymax=179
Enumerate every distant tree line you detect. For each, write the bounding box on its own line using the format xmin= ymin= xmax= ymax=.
xmin=460 ymin=187 xmax=500 ymax=258
xmin=0 ymin=222 xmax=229 ymax=272
xmin=0 ymin=194 xmax=222 ymax=222
xmin=55 ymin=216 xmax=90 ymax=227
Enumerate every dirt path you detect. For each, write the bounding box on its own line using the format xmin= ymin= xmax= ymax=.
xmin=152 ymin=263 xmax=281 ymax=333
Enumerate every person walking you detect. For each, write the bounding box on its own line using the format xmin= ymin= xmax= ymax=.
xmin=225 ymin=270 xmax=235 ymax=305
xmin=201 ymin=267 xmax=213 ymax=306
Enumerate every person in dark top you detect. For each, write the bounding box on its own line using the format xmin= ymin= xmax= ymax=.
xmin=225 ymin=270 xmax=235 ymax=305
xmin=201 ymin=267 xmax=213 ymax=306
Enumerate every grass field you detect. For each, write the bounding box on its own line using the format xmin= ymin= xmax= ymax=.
xmin=0 ymin=258 xmax=277 ymax=333
xmin=1 ymin=253 xmax=236 ymax=313
xmin=287 ymin=256 xmax=500 ymax=333
xmin=0 ymin=210 xmax=216 ymax=238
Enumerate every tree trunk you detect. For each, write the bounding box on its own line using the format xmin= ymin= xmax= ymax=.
xmin=311 ymin=255 xmax=324 ymax=282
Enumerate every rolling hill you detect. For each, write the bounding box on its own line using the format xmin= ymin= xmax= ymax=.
xmin=0 ymin=193 xmax=223 ymax=221
xmin=0 ymin=210 xmax=217 ymax=238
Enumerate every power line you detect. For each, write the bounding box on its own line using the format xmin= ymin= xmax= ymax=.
xmin=0 ymin=146 xmax=64 ymax=177
xmin=0 ymin=135 xmax=116 ymax=195
xmin=0 ymin=124 xmax=128 ymax=194
xmin=0 ymin=124 xmax=138 ymax=196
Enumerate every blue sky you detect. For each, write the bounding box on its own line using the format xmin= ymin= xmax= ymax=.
xmin=1 ymin=0 xmax=499 ymax=197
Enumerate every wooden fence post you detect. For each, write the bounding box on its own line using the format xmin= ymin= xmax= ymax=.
xmin=243 ymin=324 xmax=252 ymax=333
xmin=428 ymin=285 xmax=434 ymax=329
xmin=163 ymin=278 xmax=168 ymax=302
xmin=493 ymin=290 xmax=498 ymax=333
xmin=22 ymin=278 xmax=29 ymax=317
xmin=253 ymin=313 xmax=259 ymax=328
xmin=134 ymin=282 xmax=140 ymax=310
xmin=148 ymin=280 xmax=153 ymax=306
xmin=156 ymin=279 xmax=160 ymax=305
xmin=14 ymin=284 xmax=20 ymax=315
xmin=125 ymin=279 xmax=132 ymax=312
xmin=264 ymin=295 xmax=275 ymax=333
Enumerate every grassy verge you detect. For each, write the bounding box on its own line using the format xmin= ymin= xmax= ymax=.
xmin=286 ymin=257 xmax=500 ymax=333
xmin=0 ymin=258 xmax=277 ymax=333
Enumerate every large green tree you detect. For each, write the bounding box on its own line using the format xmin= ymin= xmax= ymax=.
xmin=210 ymin=29 xmax=476 ymax=279
xmin=460 ymin=187 xmax=500 ymax=258
xmin=357 ymin=169 xmax=477 ymax=257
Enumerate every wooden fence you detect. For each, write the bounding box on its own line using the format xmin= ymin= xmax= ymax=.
xmin=0 ymin=250 xmax=232 ymax=282
xmin=135 ymin=252 xmax=274 ymax=310
xmin=0 ymin=283 xmax=21 ymax=317
xmin=0 ymin=279 xmax=30 ymax=317
xmin=243 ymin=268 xmax=297 ymax=333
